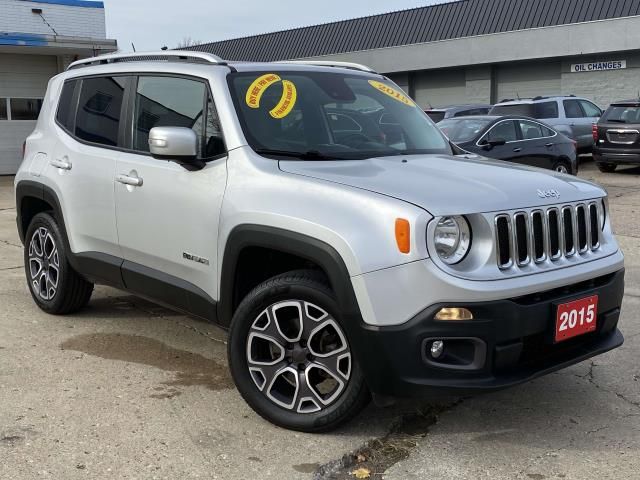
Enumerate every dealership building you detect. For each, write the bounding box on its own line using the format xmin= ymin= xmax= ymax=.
xmin=190 ymin=0 xmax=640 ymax=112
xmin=0 ymin=0 xmax=116 ymax=174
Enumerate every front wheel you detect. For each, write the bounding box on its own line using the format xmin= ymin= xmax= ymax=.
xmin=228 ymin=270 xmax=370 ymax=432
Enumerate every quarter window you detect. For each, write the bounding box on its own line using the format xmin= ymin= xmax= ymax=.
xmin=564 ymin=100 xmax=584 ymax=119
xmin=75 ymin=76 xmax=126 ymax=146
xmin=487 ymin=120 xmax=518 ymax=142
xmin=9 ymin=98 xmax=43 ymax=120
xmin=56 ymin=80 xmax=77 ymax=132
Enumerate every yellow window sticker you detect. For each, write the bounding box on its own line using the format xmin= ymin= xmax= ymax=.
xmin=246 ymin=73 xmax=281 ymax=109
xmin=269 ymin=80 xmax=297 ymax=119
xmin=368 ymin=80 xmax=415 ymax=107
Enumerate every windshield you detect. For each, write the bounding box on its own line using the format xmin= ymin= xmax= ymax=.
xmin=603 ymin=105 xmax=640 ymax=123
xmin=438 ymin=118 xmax=493 ymax=143
xmin=228 ymin=71 xmax=451 ymax=159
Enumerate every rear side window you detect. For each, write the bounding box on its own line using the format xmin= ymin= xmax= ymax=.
xmin=490 ymin=104 xmax=534 ymax=117
xmin=75 ymin=76 xmax=126 ymax=146
xmin=56 ymin=80 xmax=77 ymax=132
xmin=563 ymin=100 xmax=584 ymax=119
xmin=533 ymin=102 xmax=558 ymax=119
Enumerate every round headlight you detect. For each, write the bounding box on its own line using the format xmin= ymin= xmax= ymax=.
xmin=433 ymin=216 xmax=471 ymax=265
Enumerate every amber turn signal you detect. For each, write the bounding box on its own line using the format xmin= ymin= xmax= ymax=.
xmin=395 ymin=218 xmax=411 ymax=254
xmin=434 ymin=307 xmax=474 ymax=321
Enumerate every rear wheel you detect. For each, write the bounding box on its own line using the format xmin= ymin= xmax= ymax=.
xmin=228 ymin=270 xmax=370 ymax=432
xmin=24 ymin=212 xmax=93 ymax=314
xmin=552 ymin=160 xmax=572 ymax=174
xmin=597 ymin=163 xmax=617 ymax=173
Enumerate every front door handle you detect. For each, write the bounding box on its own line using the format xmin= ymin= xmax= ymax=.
xmin=513 ymin=148 xmax=522 ymax=153
xmin=116 ymin=174 xmax=143 ymax=187
xmin=50 ymin=159 xmax=72 ymax=171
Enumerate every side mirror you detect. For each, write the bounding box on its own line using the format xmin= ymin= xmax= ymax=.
xmin=149 ymin=127 xmax=203 ymax=170
xmin=479 ymin=138 xmax=506 ymax=150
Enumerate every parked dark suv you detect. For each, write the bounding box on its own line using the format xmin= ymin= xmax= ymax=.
xmin=593 ymin=100 xmax=640 ymax=172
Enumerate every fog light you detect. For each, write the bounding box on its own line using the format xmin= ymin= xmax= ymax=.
xmin=430 ymin=340 xmax=444 ymax=359
xmin=434 ymin=307 xmax=473 ymax=321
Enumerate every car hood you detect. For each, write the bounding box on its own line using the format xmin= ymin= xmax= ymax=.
xmin=278 ymin=154 xmax=605 ymax=216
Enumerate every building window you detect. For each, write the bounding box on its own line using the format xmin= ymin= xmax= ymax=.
xmin=0 ymin=99 xmax=7 ymax=120
xmin=9 ymin=98 xmax=43 ymax=120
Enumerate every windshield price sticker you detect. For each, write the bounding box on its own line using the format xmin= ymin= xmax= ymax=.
xmin=270 ymin=80 xmax=297 ymax=119
xmin=246 ymin=74 xmax=282 ymax=108
xmin=368 ymin=80 xmax=415 ymax=107
xmin=246 ymin=74 xmax=298 ymax=119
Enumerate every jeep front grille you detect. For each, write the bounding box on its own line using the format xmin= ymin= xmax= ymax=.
xmin=495 ymin=202 xmax=602 ymax=270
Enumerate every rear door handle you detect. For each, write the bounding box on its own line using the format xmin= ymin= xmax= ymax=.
xmin=50 ymin=159 xmax=72 ymax=171
xmin=116 ymin=174 xmax=143 ymax=187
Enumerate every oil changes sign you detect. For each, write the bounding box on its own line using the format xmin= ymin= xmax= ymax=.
xmin=571 ymin=60 xmax=626 ymax=73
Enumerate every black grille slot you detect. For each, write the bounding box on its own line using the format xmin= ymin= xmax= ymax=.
xmin=496 ymin=216 xmax=511 ymax=268
xmin=589 ymin=203 xmax=599 ymax=248
xmin=548 ymin=209 xmax=560 ymax=258
xmin=562 ymin=207 xmax=575 ymax=254
xmin=576 ymin=205 xmax=588 ymax=252
xmin=514 ymin=213 xmax=529 ymax=265
xmin=531 ymin=211 xmax=545 ymax=261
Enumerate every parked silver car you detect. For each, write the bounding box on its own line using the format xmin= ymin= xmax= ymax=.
xmin=490 ymin=96 xmax=602 ymax=152
xmin=15 ymin=52 xmax=624 ymax=432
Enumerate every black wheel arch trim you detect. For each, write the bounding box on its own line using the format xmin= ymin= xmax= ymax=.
xmin=218 ymin=224 xmax=363 ymax=329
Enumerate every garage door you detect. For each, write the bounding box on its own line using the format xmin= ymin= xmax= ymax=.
xmin=413 ymin=69 xmax=466 ymax=109
xmin=495 ymin=62 xmax=561 ymax=103
xmin=0 ymin=53 xmax=57 ymax=175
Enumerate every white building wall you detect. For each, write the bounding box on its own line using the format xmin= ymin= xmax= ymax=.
xmin=0 ymin=0 xmax=106 ymax=38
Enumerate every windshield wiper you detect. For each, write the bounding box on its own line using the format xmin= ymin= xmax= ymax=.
xmin=253 ymin=148 xmax=344 ymax=160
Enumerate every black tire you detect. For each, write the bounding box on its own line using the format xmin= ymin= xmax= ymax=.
xmin=228 ymin=270 xmax=370 ymax=432
xmin=552 ymin=160 xmax=572 ymax=175
xmin=24 ymin=212 xmax=93 ymax=315
xmin=597 ymin=163 xmax=617 ymax=173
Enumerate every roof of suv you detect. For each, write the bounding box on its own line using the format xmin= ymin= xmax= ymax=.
xmin=494 ymin=96 xmax=581 ymax=105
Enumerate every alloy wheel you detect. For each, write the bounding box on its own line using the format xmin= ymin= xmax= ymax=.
xmin=246 ymin=300 xmax=352 ymax=414
xmin=28 ymin=227 xmax=60 ymax=301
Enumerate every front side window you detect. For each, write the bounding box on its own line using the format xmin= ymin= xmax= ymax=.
xmin=10 ymin=98 xmax=43 ymax=120
xmin=229 ymin=71 xmax=450 ymax=160
xmin=75 ymin=76 xmax=126 ymax=146
xmin=564 ymin=100 xmax=584 ymax=119
xmin=133 ymin=76 xmax=211 ymax=156
xmin=579 ymin=100 xmax=602 ymax=118
xmin=486 ymin=120 xmax=518 ymax=142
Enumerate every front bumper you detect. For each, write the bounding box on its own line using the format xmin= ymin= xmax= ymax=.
xmin=354 ymin=269 xmax=624 ymax=397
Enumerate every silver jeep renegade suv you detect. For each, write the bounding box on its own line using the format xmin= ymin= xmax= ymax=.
xmin=14 ymin=52 xmax=624 ymax=432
